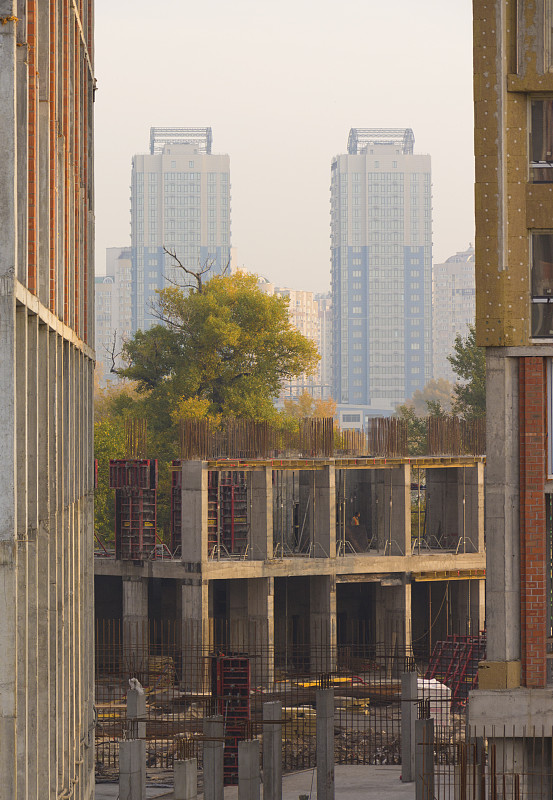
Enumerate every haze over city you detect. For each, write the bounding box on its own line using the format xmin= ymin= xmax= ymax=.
xmin=94 ymin=0 xmax=474 ymax=291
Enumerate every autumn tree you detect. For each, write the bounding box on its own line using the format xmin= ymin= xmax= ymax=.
xmin=448 ymin=325 xmax=486 ymax=418
xmin=119 ymin=270 xmax=320 ymax=423
xmin=282 ymin=391 xmax=337 ymax=420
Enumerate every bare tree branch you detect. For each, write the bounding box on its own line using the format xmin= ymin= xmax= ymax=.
xmin=105 ymin=329 xmax=124 ymax=375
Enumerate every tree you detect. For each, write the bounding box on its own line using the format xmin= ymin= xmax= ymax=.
xmin=406 ymin=378 xmax=455 ymax=417
xmin=448 ymin=325 xmax=486 ymax=418
xmin=282 ymin=392 xmax=337 ymax=420
xmin=119 ymin=270 xmax=320 ymax=422
xmin=94 ymin=418 xmax=127 ymax=544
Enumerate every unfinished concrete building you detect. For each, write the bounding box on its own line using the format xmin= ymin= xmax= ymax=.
xmin=0 ymin=2 xmax=95 ymax=798
xmin=95 ymin=454 xmax=486 ymax=687
xmin=469 ymin=0 xmax=553 ymax=772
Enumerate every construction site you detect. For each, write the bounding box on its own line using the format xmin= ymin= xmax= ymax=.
xmin=93 ymin=417 xmax=486 ymax=789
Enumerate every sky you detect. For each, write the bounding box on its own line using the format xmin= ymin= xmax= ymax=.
xmin=94 ymin=0 xmax=474 ymax=293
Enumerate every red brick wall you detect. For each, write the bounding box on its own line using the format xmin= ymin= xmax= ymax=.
xmin=519 ymin=357 xmax=547 ymax=687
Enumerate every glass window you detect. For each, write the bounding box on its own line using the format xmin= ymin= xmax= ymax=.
xmin=531 ymin=99 xmax=553 ymax=183
xmin=532 ymin=235 xmax=553 ymax=336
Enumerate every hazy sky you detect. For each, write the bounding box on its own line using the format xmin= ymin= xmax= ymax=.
xmin=94 ymin=0 xmax=474 ymax=292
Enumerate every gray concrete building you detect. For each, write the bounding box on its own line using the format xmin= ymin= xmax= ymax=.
xmin=95 ymin=455 xmax=486 ymax=682
xmin=331 ymin=129 xmax=432 ymax=421
xmin=432 ymin=245 xmax=475 ymax=382
xmin=0 ymin=1 xmax=95 ymax=797
xmin=131 ymin=127 xmax=231 ymax=333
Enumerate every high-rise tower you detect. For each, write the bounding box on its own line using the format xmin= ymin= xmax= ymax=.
xmin=131 ymin=127 xmax=231 ymax=332
xmin=0 ymin=2 xmax=95 ymax=796
xmin=331 ymin=128 xmax=432 ymax=421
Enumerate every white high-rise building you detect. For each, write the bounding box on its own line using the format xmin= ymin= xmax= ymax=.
xmin=432 ymin=245 xmax=475 ymax=381
xmin=331 ymin=129 xmax=432 ymax=421
xmin=131 ymin=127 xmax=231 ymax=332
xmin=95 ymin=247 xmax=133 ymax=383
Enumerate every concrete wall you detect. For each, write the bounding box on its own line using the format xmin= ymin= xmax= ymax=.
xmin=0 ymin=2 xmax=96 ymax=797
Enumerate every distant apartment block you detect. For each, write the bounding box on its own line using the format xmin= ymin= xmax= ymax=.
xmin=331 ymin=128 xmax=432 ymax=421
xmin=258 ymin=279 xmax=329 ymax=400
xmin=316 ymin=293 xmax=333 ymax=400
xmin=95 ymin=247 xmax=133 ymax=383
xmin=131 ymin=127 xmax=231 ymax=332
xmin=432 ymin=245 xmax=475 ymax=382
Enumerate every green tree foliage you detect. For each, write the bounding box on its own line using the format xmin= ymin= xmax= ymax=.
xmin=395 ymin=404 xmax=428 ymax=456
xmin=94 ymin=418 xmax=127 ymax=544
xmin=447 ymin=325 xmax=486 ymax=418
xmin=120 ymin=270 xmax=320 ymax=422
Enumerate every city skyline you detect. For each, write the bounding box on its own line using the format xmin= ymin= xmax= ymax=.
xmin=94 ymin=0 xmax=474 ymax=293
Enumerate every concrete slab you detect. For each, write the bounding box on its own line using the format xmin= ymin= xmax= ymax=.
xmin=96 ymin=765 xmax=414 ymax=800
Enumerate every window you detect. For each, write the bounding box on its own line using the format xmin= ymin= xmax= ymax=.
xmin=343 ymin=414 xmax=360 ymax=423
xmin=532 ymin=233 xmax=553 ymax=336
xmin=189 ymin=161 xmax=194 ymax=168
xmin=531 ymin=99 xmax=553 ymax=182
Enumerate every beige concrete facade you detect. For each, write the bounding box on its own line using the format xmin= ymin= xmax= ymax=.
xmin=0 ymin=2 xmax=95 ymax=797
xmin=470 ymin=0 xmax=553 ymax=743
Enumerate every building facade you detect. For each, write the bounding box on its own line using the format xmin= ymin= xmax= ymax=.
xmin=131 ymin=127 xmax=231 ymax=332
xmin=432 ymin=244 xmax=475 ymax=381
xmin=95 ymin=247 xmax=133 ymax=383
xmin=0 ymin=3 xmax=95 ymax=797
xmin=258 ymin=279 xmax=329 ymax=401
xmin=315 ymin=292 xmax=333 ymax=400
xmin=469 ymin=0 xmax=553 ymax=765
xmin=331 ymin=128 xmax=432 ymax=419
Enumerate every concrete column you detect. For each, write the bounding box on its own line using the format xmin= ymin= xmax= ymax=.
xmin=299 ymin=470 xmax=314 ymax=554
xmin=119 ymin=739 xmax=146 ymax=800
xmin=181 ymin=578 xmax=209 ymax=690
xmin=203 ymin=716 xmax=224 ymax=800
xmin=415 ymin=718 xmax=434 ymax=800
xmin=401 ymin=672 xmax=417 ymax=782
xmin=464 ymin=462 xmax=485 ymax=553
xmin=484 ymin=351 xmax=520 ymax=666
xmin=375 ymin=579 xmax=412 ymax=652
xmin=127 ymin=680 xmax=146 ymax=740
xmin=250 ymin=467 xmax=272 ymax=560
xmin=238 ymin=739 xmax=260 ymax=800
xmin=263 ymin=701 xmax=282 ymax=800
xmin=316 ymin=688 xmax=335 ymax=800
xmin=174 ymin=758 xmax=198 ymax=800
xmin=310 ymin=576 xmax=337 ymax=673
xmin=228 ymin=578 xmax=274 ymax=684
xmin=122 ymin=576 xmax=148 ymax=665
xmin=181 ymin=460 xmax=208 ymax=564
xmin=313 ymin=466 xmax=336 ymax=558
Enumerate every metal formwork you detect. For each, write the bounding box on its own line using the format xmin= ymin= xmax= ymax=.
xmin=111 ymin=459 xmax=158 ymax=560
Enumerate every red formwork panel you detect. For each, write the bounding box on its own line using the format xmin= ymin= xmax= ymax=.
xmin=207 ymin=471 xmax=249 ymax=558
xmin=109 ymin=459 xmax=158 ymax=490
xmin=115 ymin=488 xmax=157 ymax=560
xmin=425 ymin=633 xmax=487 ymax=707
xmin=171 ymin=461 xmax=182 ymax=554
xmin=211 ymin=655 xmax=251 ymax=785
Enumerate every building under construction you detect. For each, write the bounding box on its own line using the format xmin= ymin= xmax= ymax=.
xmin=95 ymin=420 xmax=486 ymax=683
